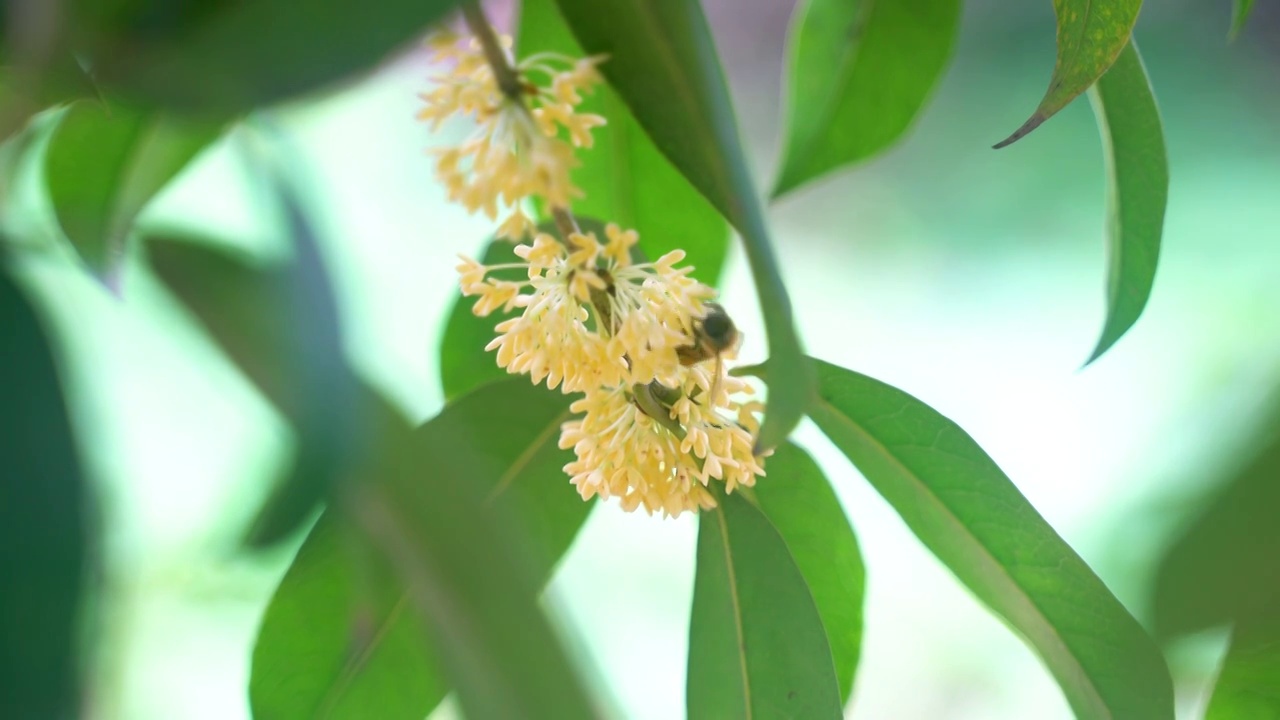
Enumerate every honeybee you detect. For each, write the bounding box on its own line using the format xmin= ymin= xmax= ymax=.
xmin=676 ymin=303 xmax=741 ymax=404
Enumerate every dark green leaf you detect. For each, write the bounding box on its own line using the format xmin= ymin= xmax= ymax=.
xmin=1152 ymin=410 xmax=1280 ymax=639
xmin=81 ymin=0 xmax=461 ymax=113
xmin=45 ymin=99 xmax=222 ymax=286
xmin=688 ymin=488 xmax=843 ymax=719
xmin=799 ymin=357 xmax=1174 ymax=719
xmin=751 ymin=442 xmax=864 ymax=704
xmin=0 ymin=261 xmax=90 ymax=719
xmin=1084 ymin=41 xmax=1167 ymax=363
xmin=145 ymin=157 xmax=359 ymax=548
xmin=773 ymin=0 xmax=960 ymax=196
xmin=1230 ymin=0 xmax=1256 ymax=41
xmin=517 ymin=0 xmax=729 ymax=283
xmin=994 ymin=0 xmax=1142 ymax=148
xmin=251 ymin=379 xmax=591 ymax=719
xmin=552 ymin=0 xmax=814 ymax=451
xmin=1206 ymin=612 xmax=1280 ymax=719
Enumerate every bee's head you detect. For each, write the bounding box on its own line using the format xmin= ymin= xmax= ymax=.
xmin=700 ymin=304 xmax=738 ymax=351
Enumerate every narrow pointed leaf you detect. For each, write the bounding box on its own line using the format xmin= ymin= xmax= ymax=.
xmin=45 ymin=99 xmax=221 ymax=286
xmin=1206 ymin=612 xmax=1280 ymax=719
xmin=1152 ymin=409 xmax=1280 ymax=639
xmin=1084 ymin=41 xmax=1167 ymax=363
xmin=251 ymin=380 xmax=590 ymax=719
xmin=994 ymin=0 xmax=1142 ymax=148
xmin=773 ymin=0 xmax=960 ymax=196
xmin=553 ymin=0 xmax=814 ymax=451
xmin=751 ymin=442 xmax=865 ymax=704
xmin=688 ymin=489 xmax=843 ymax=719
xmin=1230 ymin=0 xmax=1256 ymax=41
xmin=799 ymin=356 xmax=1174 ymax=719
xmin=0 ymin=262 xmax=90 ymax=719
xmin=146 ymin=174 xmax=359 ymax=548
xmin=517 ymin=0 xmax=729 ymax=283
xmin=82 ymin=0 xmax=463 ymax=113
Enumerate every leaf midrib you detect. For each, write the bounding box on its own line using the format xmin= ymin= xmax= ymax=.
xmin=809 ymin=394 xmax=1109 ymax=717
xmin=715 ymin=505 xmax=754 ymax=720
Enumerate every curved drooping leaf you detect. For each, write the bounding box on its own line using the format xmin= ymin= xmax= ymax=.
xmin=772 ymin=0 xmax=960 ymax=197
xmin=251 ymin=380 xmax=590 ymax=719
xmin=751 ymin=442 xmax=864 ymax=704
xmin=552 ymin=0 xmax=814 ymax=451
xmin=45 ymin=98 xmax=222 ymax=287
xmin=358 ymin=385 xmax=595 ymax=720
xmin=1151 ymin=406 xmax=1280 ymax=640
xmin=145 ymin=153 xmax=359 ymax=549
xmin=1206 ymin=612 xmax=1280 ymax=719
xmin=797 ymin=357 xmax=1174 ymax=719
xmin=1084 ymin=41 xmax=1167 ymax=363
xmin=80 ymin=0 xmax=461 ymax=113
xmin=0 ymin=261 xmax=90 ymax=719
xmin=517 ymin=0 xmax=729 ymax=283
xmin=1230 ymin=0 xmax=1256 ymax=41
xmin=688 ymin=488 xmax=843 ymax=719
xmin=994 ymin=0 xmax=1143 ymax=148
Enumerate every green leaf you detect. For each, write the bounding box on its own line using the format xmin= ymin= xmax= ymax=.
xmin=81 ymin=0 xmax=461 ymax=113
xmin=751 ymin=442 xmax=864 ymax=704
xmin=352 ymin=379 xmax=595 ymax=719
xmin=251 ymin=379 xmax=591 ymax=719
xmin=1084 ymin=41 xmax=1167 ymax=363
xmin=994 ymin=0 xmax=1142 ymax=148
xmin=0 ymin=261 xmax=90 ymax=718
xmin=145 ymin=157 xmax=360 ymax=548
xmin=1152 ymin=410 xmax=1280 ymax=639
xmin=1230 ymin=0 xmax=1256 ymax=41
xmin=772 ymin=0 xmax=960 ymax=197
xmin=688 ymin=488 xmax=843 ymax=719
xmin=516 ymin=0 xmax=729 ymax=283
xmin=800 ymin=356 xmax=1174 ymax=719
xmin=439 ymin=236 xmax=521 ymax=402
xmin=1206 ymin=612 xmax=1280 ymax=719
xmin=45 ymin=98 xmax=222 ymax=286
xmin=552 ymin=0 xmax=814 ymax=451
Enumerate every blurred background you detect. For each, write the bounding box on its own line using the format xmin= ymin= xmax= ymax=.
xmin=5 ymin=0 xmax=1279 ymax=717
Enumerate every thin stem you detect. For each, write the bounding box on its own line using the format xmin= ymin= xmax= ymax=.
xmin=460 ymin=0 xmax=524 ymax=99
xmin=551 ymin=205 xmax=581 ymax=238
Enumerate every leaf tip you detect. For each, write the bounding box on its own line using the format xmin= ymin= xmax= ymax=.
xmin=993 ymin=113 xmax=1046 ymax=149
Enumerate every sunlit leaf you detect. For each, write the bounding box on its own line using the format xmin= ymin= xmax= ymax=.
xmin=994 ymin=0 xmax=1142 ymax=148
xmin=1206 ymin=612 xmax=1280 ymax=719
xmin=0 ymin=261 xmax=90 ymax=718
xmin=553 ymin=0 xmax=814 ymax=451
xmin=145 ymin=163 xmax=359 ymax=548
xmin=688 ymin=488 xmax=843 ymax=719
xmin=1084 ymin=41 xmax=1167 ymax=363
xmin=1152 ymin=407 xmax=1280 ymax=639
xmin=45 ymin=98 xmax=222 ymax=287
xmin=773 ymin=0 xmax=960 ymax=197
xmin=517 ymin=0 xmax=729 ymax=283
xmin=797 ymin=356 xmax=1175 ymax=719
xmin=79 ymin=0 xmax=462 ymax=113
xmin=251 ymin=380 xmax=590 ymax=719
xmin=1230 ymin=0 xmax=1256 ymax=41
xmin=751 ymin=442 xmax=864 ymax=704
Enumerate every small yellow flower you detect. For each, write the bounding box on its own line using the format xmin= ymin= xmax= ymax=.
xmin=558 ymin=365 xmax=766 ymax=517
xmin=418 ymin=31 xmax=606 ymax=238
xmin=457 ymin=225 xmax=716 ymax=393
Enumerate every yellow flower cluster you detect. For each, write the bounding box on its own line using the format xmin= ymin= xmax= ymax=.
xmin=423 ymin=24 xmax=767 ymax=516
xmin=417 ymin=31 xmax=606 ymax=239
